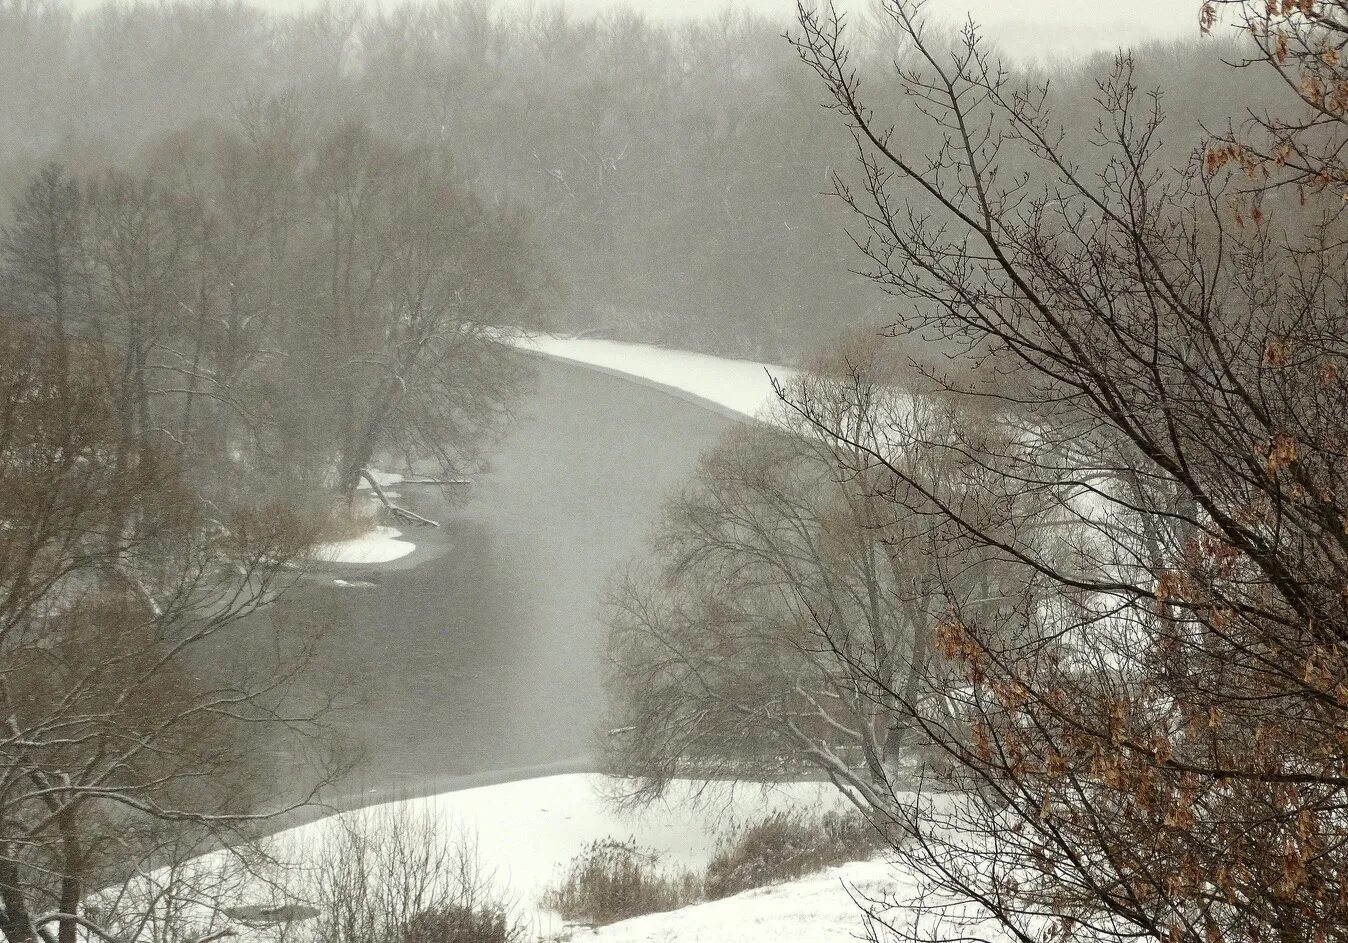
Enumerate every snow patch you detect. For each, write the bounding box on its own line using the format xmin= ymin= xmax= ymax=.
xmin=311 ymin=525 xmax=415 ymax=564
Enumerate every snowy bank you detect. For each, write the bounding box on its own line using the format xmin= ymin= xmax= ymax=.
xmin=310 ymin=524 xmax=416 ymax=564
xmin=150 ymin=775 xmax=864 ymax=941
xmin=278 ymin=775 xmax=848 ymax=931
xmin=577 ymin=858 xmax=898 ymax=943
xmin=116 ymin=774 xmax=1010 ymax=943
xmin=511 ymin=335 xmax=796 ymax=421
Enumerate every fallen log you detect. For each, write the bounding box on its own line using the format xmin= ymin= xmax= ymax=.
xmin=359 ymin=468 xmax=441 ymax=528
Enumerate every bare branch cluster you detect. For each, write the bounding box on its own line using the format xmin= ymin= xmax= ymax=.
xmin=677 ymin=2 xmax=1348 ymax=940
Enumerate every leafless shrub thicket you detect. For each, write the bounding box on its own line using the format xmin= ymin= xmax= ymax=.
xmin=543 ymin=839 xmax=700 ymax=928
xmin=298 ymin=806 xmax=523 ymax=943
xmin=543 ymin=806 xmax=879 ymax=926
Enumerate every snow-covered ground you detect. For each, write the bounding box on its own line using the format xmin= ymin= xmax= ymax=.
xmin=279 ymin=775 xmax=851 ymax=937
xmin=133 ymin=775 xmax=914 ymax=943
xmin=511 ymin=334 xmax=796 ymax=420
xmin=575 ymin=858 xmax=899 ymax=943
xmin=309 ymin=524 xmax=416 ymax=564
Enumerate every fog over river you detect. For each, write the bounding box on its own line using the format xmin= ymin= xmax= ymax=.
xmin=247 ymin=353 xmax=735 ymax=800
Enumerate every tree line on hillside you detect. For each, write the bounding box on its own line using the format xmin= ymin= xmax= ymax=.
xmin=605 ymin=1 xmax=1348 ymax=941
xmin=0 ymin=0 xmax=1285 ymax=361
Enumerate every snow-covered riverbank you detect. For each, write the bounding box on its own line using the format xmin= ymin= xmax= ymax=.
xmin=149 ymin=774 xmax=912 ymax=943
xmin=286 ymin=775 xmax=846 ymax=920
xmin=575 ymin=857 xmax=898 ymax=943
xmin=511 ymin=334 xmax=795 ymax=422
xmin=311 ymin=523 xmax=417 ymax=563
xmin=147 ymin=769 xmax=1011 ymax=943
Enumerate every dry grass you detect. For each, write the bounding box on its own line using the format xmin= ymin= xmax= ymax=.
xmin=702 ymin=807 xmax=882 ymax=900
xmin=542 ymin=838 xmax=701 ymax=927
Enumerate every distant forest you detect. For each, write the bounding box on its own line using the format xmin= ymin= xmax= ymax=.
xmin=0 ymin=0 xmax=1280 ymax=360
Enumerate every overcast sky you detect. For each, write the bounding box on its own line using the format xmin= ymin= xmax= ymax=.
xmin=105 ymin=0 xmax=1216 ymax=62
xmin=72 ymin=0 xmax=1210 ymax=63
xmin=500 ymin=0 xmax=1205 ymax=61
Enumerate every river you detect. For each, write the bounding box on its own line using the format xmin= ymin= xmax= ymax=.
xmin=248 ymin=353 xmax=736 ymax=804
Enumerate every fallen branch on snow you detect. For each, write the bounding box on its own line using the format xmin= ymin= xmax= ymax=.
xmin=359 ymin=469 xmax=440 ymax=528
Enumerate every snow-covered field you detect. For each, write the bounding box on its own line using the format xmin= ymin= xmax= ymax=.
xmin=135 ymin=775 xmax=915 ymax=943
xmin=287 ymin=775 xmax=851 ymax=936
xmin=511 ymin=334 xmax=795 ymax=420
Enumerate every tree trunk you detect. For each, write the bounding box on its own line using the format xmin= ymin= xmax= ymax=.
xmin=55 ymin=814 xmax=81 ymax=943
xmin=0 ymin=856 xmax=38 ymax=943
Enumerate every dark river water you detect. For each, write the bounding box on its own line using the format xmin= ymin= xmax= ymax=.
xmin=250 ymin=354 xmax=735 ymax=802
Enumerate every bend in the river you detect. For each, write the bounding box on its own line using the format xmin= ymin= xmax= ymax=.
xmin=250 ymin=352 xmax=737 ymax=806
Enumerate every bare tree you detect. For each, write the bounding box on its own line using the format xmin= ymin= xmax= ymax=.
xmin=604 ymin=343 xmax=1034 ymax=815
xmin=0 ymin=326 xmax=346 ymax=943
xmin=787 ymin=1 xmax=1348 ymax=940
xmin=301 ymin=120 xmax=539 ymax=503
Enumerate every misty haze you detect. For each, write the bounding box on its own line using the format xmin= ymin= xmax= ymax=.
xmin=1 ymin=2 xmax=1346 ymax=943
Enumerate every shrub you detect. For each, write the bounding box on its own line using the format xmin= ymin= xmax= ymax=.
xmin=702 ymin=808 xmax=882 ymax=900
xmin=543 ymin=838 xmax=701 ymax=926
xmin=404 ymin=904 xmax=520 ymax=943
xmin=302 ymin=805 xmax=525 ymax=943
